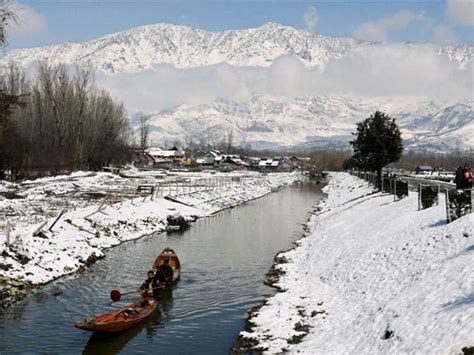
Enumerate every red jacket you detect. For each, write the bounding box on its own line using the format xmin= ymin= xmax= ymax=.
xmin=464 ymin=171 xmax=473 ymax=186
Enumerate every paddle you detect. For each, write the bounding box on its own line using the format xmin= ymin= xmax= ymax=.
xmin=110 ymin=289 xmax=139 ymax=302
xmin=111 ymin=284 xmax=167 ymax=302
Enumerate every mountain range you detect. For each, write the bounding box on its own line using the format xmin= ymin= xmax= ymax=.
xmin=1 ymin=22 xmax=473 ymax=152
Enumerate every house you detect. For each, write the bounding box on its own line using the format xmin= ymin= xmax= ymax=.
xmin=257 ymin=157 xmax=297 ymax=172
xmin=258 ymin=158 xmax=280 ymax=171
xmin=415 ymin=165 xmax=433 ymax=175
xmin=206 ymin=150 xmax=221 ymax=165
xmin=145 ymin=146 xmax=185 ymax=166
xmin=219 ymin=156 xmax=249 ymax=171
xmin=198 ymin=150 xmax=221 ymax=166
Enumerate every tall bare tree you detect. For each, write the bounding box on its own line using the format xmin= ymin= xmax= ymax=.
xmin=0 ymin=1 xmax=22 ymax=178
xmin=1 ymin=63 xmax=132 ymax=177
xmin=0 ymin=0 xmax=17 ymax=46
xmin=139 ymin=115 xmax=149 ymax=150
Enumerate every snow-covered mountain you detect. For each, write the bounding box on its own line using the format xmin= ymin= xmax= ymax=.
xmin=134 ymin=96 xmax=473 ymax=151
xmin=3 ymin=22 xmax=473 ymax=72
xmin=2 ymin=22 xmax=473 ymax=151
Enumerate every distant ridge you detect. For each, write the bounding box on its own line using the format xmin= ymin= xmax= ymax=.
xmin=2 ymin=22 xmax=472 ymax=73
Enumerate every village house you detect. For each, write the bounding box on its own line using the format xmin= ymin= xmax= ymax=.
xmin=415 ymin=165 xmax=434 ymax=175
xmin=219 ymin=156 xmax=249 ymax=171
xmin=197 ymin=150 xmax=221 ymax=166
xmin=257 ymin=157 xmax=298 ymax=172
xmin=145 ymin=146 xmax=185 ymax=167
xmin=258 ymin=158 xmax=280 ymax=171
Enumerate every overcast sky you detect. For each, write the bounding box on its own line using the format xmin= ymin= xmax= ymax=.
xmin=3 ymin=0 xmax=474 ymax=51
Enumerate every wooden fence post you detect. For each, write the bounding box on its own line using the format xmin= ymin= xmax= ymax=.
xmin=437 ymin=185 xmax=440 ymax=205
xmin=32 ymin=221 xmax=48 ymax=236
xmin=5 ymin=221 xmax=11 ymax=249
xmin=98 ymin=193 xmax=110 ymax=211
xmin=470 ymin=188 xmax=474 ymax=214
xmin=445 ymin=189 xmax=451 ymax=223
xmin=394 ymin=180 xmax=397 ymax=202
xmin=119 ymin=186 xmax=126 ymax=206
xmin=49 ymin=209 xmax=66 ymax=231
xmin=418 ymin=184 xmax=422 ymax=210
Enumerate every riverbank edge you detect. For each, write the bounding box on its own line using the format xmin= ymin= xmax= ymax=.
xmin=233 ymin=173 xmax=474 ymax=353
xmin=231 ymin=189 xmax=326 ymax=352
xmin=1 ymin=173 xmax=303 ymax=309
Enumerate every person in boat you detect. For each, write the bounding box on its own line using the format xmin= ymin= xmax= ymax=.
xmin=155 ymin=259 xmax=174 ymax=287
xmin=138 ymin=270 xmax=155 ymax=297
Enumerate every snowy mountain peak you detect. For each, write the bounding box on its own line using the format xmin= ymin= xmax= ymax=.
xmin=1 ymin=22 xmax=472 ymax=152
xmin=0 ymin=22 xmax=401 ymax=72
xmin=2 ymin=22 xmax=472 ymax=74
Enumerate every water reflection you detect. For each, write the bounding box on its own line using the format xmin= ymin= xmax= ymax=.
xmin=82 ymin=307 xmax=165 ymax=355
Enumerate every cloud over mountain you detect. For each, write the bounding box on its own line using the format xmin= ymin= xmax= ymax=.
xmin=1 ymin=22 xmax=472 ymax=151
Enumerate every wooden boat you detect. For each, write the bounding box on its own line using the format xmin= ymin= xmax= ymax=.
xmin=75 ymin=248 xmax=180 ymax=333
xmin=75 ymin=297 xmax=158 ymax=332
xmin=152 ymin=247 xmax=181 ymax=284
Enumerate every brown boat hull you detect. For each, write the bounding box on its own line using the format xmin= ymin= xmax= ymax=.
xmin=75 ymin=248 xmax=181 ymax=333
xmin=75 ymin=297 xmax=158 ymax=333
xmin=153 ymin=247 xmax=181 ymax=284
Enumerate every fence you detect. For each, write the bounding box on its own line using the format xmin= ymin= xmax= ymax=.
xmin=351 ymin=170 xmax=408 ymax=201
xmin=1 ymin=170 xmax=301 ymax=255
xmin=445 ymin=189 xmax=473 ymax=223
xmin=0 ymin=221 xmax=12 ymax=250
xmin=351 ymin=170 xmax=473 ymax=223
xmin=418 ymin=185 xmax=440 ymax=210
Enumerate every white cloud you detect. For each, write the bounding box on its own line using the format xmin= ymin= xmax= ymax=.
xmin=303 ymin=6 xmax=318 ymax=30
xmin=7 ymin=1 xmax=47 ymax=38
xmin=446 ymin=0 xmax=474 ymax=26
xmin=95 ymin=47 xmax=472 ymax=113
xmin=318 ymin=45 xmax=471 ymax=98
xmin=353 ymin=10 xmax=427 ymax=42
xmin=433 ymin=25 xmax=459 ymax=44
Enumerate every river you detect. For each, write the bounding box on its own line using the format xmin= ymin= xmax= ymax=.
xmin=0 ymin=181 xmax=323 ymax=354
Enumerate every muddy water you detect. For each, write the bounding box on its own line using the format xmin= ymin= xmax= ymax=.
xmin=0 ymin=182 xmax=323 ymax=354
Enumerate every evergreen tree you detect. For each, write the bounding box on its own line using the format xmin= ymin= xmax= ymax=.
xmin=350 ymin=111 xmax=403 ymax=189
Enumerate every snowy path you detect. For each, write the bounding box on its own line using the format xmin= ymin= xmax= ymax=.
xmin=240 ymin=172 xmax=473 ymax=354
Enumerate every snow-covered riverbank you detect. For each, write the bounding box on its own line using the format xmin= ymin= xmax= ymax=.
xmin=240 ymin=172 xmax=473 ymax=354
xmin=0 ymin=170 xmax=302 ymax=288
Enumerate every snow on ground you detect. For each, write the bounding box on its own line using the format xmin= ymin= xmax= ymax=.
xmin=0 ymin=170 xmax=302 ymax=285
xmin=240 ymin=172 xmax=473 ymax=354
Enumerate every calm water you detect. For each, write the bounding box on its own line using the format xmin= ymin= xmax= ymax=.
xmin=0 ymin=182 xmax=323 ymax=354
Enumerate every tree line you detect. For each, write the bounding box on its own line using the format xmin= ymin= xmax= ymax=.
xmin=0 ymin=63 xmax=131 ymax=179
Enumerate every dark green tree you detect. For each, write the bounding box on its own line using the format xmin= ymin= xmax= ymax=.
xmin=350 ymin=111 xmax=403 ymax=189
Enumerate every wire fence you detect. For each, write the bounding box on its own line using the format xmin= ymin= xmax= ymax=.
xmin=351 ymin=171 xmax=409 ymax=201
xmin=350 ymin=170 xmax=472 ymax=223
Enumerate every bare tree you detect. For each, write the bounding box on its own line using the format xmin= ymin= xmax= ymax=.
xmin=226 ymin=128 xmax=234 ymax=153
xmin=0 ymin=0 xmax=24 ymax=178
xmin=139 ymin=115 xmax=149 ymax=151
xmin=1 ymin=63 xmax=132 ymax=178
xmin=0 ymin=0 xmax=17 ymax=46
